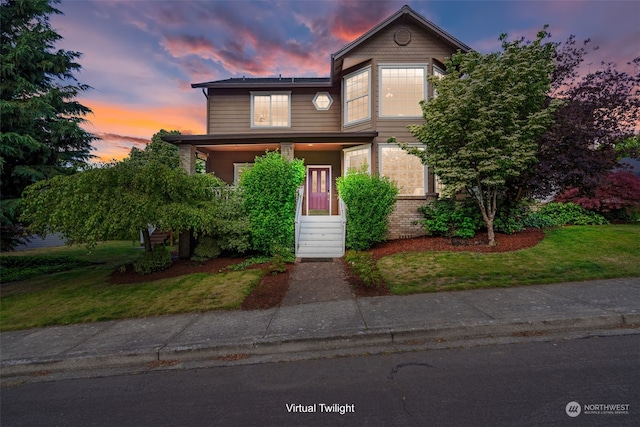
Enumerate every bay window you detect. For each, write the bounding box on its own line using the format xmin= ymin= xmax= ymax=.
xmin=344 ymin=67 xmax=371 ymax=125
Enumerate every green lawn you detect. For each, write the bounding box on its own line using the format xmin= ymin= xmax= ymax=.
xmin=378 ymin=224 xmax=640 ymax=295
xmin=0 ymin=241 xmax=263 ymax=331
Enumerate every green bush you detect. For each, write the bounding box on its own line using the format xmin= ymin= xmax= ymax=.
xmin=494 ymin=203 xmax=531 ymax=235
xmin=418 ymin=199 xmax=483 ymax=238
xmin=133 ymin=245 xmax=172 ymax=275
xmin=344 ymin=251 xmax=385 ymax=288
xmin=535 ymin=202 xmax=609 ymax=226
xmin=240 ymin=151 xmax=305 ymax=255
xmin=191 ymin=236 xmax=221 ymax=262
xmin=206 ymin=186 xmax=252 ymax=255
xmin=337 ymin=167 xmax=398 ymax=250
xmin=0 ymin=255 xmax=92 ymax=282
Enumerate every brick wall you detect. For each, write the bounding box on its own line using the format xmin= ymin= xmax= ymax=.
xmin=387 ymin=195 xmax=436 ymax=240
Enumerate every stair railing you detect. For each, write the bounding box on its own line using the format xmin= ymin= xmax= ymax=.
xmin=339 ymin=195 xmax=347 ymax=256
xmin=294 ymin=185 xmax=304 ymax=256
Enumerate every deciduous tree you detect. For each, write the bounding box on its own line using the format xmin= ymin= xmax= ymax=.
xmin=21 ymin=132 xmax=230 ymax=252
xmin=509 ymin=38 xmax=640 ymax=202
xmin=392 ymin=29 xmax=557 ymax=245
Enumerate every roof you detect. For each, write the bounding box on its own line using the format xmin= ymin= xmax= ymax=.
xmin=192 ymin=76 xmax=331 ymax=89
xmin=192 ymin=5 xmax=471 ymax=89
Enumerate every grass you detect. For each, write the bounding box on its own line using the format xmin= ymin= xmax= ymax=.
xmin=0 ymin=241 xmax=263 ymax=331
xmin=378 ymin=224 xmax=640 ymax=295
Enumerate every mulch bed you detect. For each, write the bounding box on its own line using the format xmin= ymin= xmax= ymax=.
xmin=344 ymin=228 xmax=545 ymax=298
xmin=107 ymin=228 xmax=545 ymax=310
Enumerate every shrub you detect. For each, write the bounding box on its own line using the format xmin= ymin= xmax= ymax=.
xmin=418 ymin=199 xmax=483 ymax=238
xmin=268 ymin=254 xmax=287 ymax=275
xmin=206 ymin=186 xmax=252 ymax=255
xmin=0 ymin=255 xmax=92 ymax=282
xmin=494 ymin=202 xmax=537 ymax=235
xmin=344 ymin=251 xmax=385 ymax=288
xmin=337 ymin=167 xmax=398 ymax=251
xmin=535 ymin=202 xmax=609 ymax=226
xmin=191 ymin=236 xmax=221 ymax=262
xmin=133 ymin=245 xmax=172 ymax=275
xmin=556 ymin=171 xmax=640 ymax=221
xmin=240 ymin=151 xmax=305 ymax=255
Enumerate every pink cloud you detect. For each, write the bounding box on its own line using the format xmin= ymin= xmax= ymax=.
xmin=327 ymin=0 xmax=398 ymax=43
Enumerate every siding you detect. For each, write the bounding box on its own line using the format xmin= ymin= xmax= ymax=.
xmin=208 ymin=87 xmax=341 ymax=134
xmin=343 ymin=19 xmax=460 ymax=145
xmin=207 ymin=150 xmax=264 ymax=184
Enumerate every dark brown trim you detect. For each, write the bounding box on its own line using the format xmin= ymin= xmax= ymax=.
xmin=163 ymin=131 xmax=378 ymax=146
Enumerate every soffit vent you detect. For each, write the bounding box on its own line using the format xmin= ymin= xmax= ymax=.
xmin=394 ymin=28 xmax=411 ymax=46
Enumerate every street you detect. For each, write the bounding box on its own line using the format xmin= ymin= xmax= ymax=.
xmin=2 ymin=333 xmax=639 ymax=426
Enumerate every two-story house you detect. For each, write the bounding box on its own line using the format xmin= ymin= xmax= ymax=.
xmin=164 ymin=5 xmax=471 ymax=258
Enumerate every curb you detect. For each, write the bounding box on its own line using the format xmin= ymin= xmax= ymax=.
xmin=2 ymin=313 xmax=637 ymax=379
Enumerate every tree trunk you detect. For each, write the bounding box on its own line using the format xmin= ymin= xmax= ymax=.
xmin=486 ymin=219 xmax=496 ymax=246
xmin=141 ymin=228 xmax=152 ymax=252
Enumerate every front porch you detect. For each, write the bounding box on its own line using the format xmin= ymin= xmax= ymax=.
xmin=295 ymin=186 xmax=346 ymax=258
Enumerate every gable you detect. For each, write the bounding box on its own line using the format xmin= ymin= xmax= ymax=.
xmin=332 ymin=5 xmax=471 ymax=80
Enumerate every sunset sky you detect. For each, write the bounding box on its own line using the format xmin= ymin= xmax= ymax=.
xmin=50 ymin=0 xmax=640 ymax=162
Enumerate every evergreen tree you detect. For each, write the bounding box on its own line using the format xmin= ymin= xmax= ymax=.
xmin=0 ymin=0 xmax=95 ymax=250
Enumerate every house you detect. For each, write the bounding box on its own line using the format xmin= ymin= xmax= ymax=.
xmin=164 ymin=5 xmax=471 ymax=258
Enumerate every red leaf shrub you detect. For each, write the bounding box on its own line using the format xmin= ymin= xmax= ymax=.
xmin=556 ymin=170 xmax=640 ymax=217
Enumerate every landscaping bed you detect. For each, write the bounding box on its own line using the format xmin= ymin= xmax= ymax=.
xmin=108 ymin=255 xmax=292 ymax=311
xmin=106 ymin=228 xmax=544 ymax=309
xmin=345 ymin=228 xmax=545 ymax=297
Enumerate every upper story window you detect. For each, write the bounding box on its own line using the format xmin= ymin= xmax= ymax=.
xmin=313 ymin=92 xmax=333 ymax=110
xmin=344 ymin=67 xmax=371 ymax=126
xmin=251 ymin=92 xmax=290 ymax=128
xmin=433 ymin=66 xmax=445 ymax=98
xmin=379 ymin=65 xmax=427 ymax=118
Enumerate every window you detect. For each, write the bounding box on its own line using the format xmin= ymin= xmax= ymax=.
xmin=434 ymin=174 xmax=446 ymax=195
xmin=344 ymin=67 xmax=371 ymax=125
xmin=433 ymin=66 xmax=445 ymax=98
xmin=234 ymin=163 xmax=253 ymax=184
xmin=344 ymin=145 xmax=371 ymax=173
xmin=379 ymin=65 xmax=426 ymax=117
xmin=251 ymin=92 xmax=290 ymax=127
xmin=379 ymin=145 xmax=426 ymax=196
xmin=313 ymin=92 xmax=333 ymax=110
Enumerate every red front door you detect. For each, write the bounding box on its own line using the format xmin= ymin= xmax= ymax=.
xmin=307 ymin=167 xmax=330 ymax=214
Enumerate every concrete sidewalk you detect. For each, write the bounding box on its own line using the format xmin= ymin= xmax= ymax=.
xmin=2 ymin=277 xmax=639 ymax=380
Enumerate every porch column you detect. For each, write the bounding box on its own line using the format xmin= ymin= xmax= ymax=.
xmin=280 ymin=142 xmax=294 ymax=160
xmin=178 ymin=144 xmax=196 ymax=259
xmin=179 ymin=144 xmax=197 ymax=175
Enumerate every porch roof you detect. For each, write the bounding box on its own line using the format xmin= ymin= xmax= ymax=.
xmin=162 ymin=131 xmax=378 ymax=146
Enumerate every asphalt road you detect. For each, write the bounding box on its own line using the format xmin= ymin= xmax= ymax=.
xmin=2 ymin=334 xmax=639 ymax=426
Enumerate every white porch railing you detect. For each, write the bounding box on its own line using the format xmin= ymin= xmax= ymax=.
xmin=339 ymin=196 xmax=347 ymax=251
xmin=294 ymin=185 xmax=304 ymax=253
xmin=210 ymin=186 xmax=243 ymax=200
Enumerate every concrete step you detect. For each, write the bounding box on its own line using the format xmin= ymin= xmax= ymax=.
xmin=296 ymin=216 xmax=345 ymax=258
xmin=296 ymin=247 xmax=344 ymax=258
xmin=300 ymin=233 xmax=342 ymax=241
xmin=299 ymin=223 xmax=343 ymax=231
xmin=300 ymin=216 xmax=343 ymax=223
xmin=298 ymin=240 xmax=343 ymax=248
